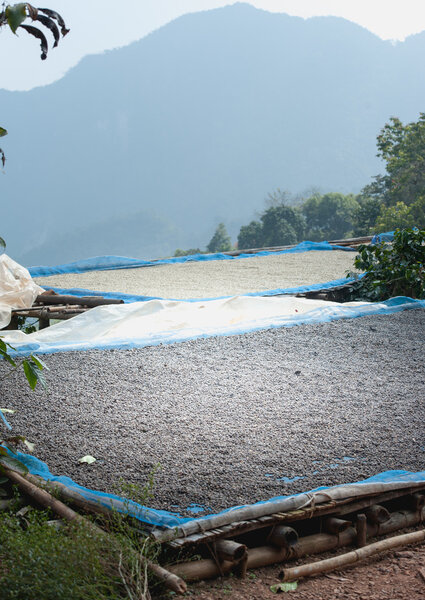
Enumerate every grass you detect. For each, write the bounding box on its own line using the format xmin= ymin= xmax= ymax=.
xmin=0 ymin=476 xmax=161 ymax=600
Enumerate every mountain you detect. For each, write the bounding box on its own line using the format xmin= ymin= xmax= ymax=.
xmin=1 ymin=3 xmax=425 ymax=266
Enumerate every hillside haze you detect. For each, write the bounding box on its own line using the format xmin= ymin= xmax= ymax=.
xmin=2 ymin=3 xmax=425 ymax=265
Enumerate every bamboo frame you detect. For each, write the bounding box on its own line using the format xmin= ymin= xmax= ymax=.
xmin=280 ymin=528 xmax=425 ymax=581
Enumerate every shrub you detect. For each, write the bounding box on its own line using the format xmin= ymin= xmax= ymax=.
xmin=348 ymin=228 xmax=425 ymax=301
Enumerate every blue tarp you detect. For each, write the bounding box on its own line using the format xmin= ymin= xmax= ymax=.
xmin=6 ymin=448 xmax=425 ymax=529
xmin=372 ymin=231 xmax=395 ymax=243
xmin=42 ymin=275 xmax=358 ymax=304
xmin=28 ymin=241 xmax=355 ymax=277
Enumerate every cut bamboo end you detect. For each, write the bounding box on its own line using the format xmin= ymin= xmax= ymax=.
xmin=364 ymin=504 xmax=391 ymax=524
xmin=269 ymin=525 xmax=299 ymax=548
xmin=280 ymin=528 xmax=425 ymax=582
xmin=215 ymin=539 xmax=247 ymax=562
xmin=324 ymin=517 xmax=352 ymax=535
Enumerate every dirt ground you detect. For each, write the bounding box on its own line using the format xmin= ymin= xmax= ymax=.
xmin=186 ymin=539 xmax=425 ymax=599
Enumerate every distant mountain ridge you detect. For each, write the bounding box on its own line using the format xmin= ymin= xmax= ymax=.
xmin=2 ymin=3 xmax=425 ymax=265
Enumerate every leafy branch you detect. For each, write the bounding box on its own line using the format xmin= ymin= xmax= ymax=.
xmin=0 ymin=3 xmax=69 ymax=165
xmin=347 ymin=228 xmax=425 ymax=301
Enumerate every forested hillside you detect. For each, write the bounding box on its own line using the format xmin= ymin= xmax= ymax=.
xmin=2 ymin=3 xmax=425 ymax=265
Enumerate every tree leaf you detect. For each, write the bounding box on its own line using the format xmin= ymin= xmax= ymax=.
xmin=0 ymin=127 xmax=7 ymax=138
xmin=5 ymin=3 xmax=27 ymax=34
xmin=0 ymin=455 xmax=28 ymax=475
xmin=26 ymin=3 xmax=38 ymax=20
xmin=78 ymin=455 xmax=96 ymax=465
xmin=34 ymin=13 xmax=60 ymax=47
xmin=22 ymin=358 xmax=47 ymax=390
xmin=23 ymin=439 xmax=35 ymax=452
xmin=270 ymin=582 xmax=298 ymax=593
xmin=38 ymin=7 xmax=69 ymax=36
xmin=20 ymin=24 xmax=48 ymax=59
xmin=0 ymin=409 xmax=16 ymax=415
xmin=0 ymin=346 xmax=17 ymax=368
xmin=29 ymin=354 xmax=49 ymax=371
xmin=22 ymin=360 xmax=38 ymax=390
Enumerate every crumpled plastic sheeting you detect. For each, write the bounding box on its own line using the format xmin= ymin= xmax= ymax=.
xmin=2 ymin=295 xmax=424 ymax=357
xmin=0 ymin=255 xmax=44 ymax=329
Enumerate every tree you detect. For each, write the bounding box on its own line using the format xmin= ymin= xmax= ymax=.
xmin=375 ymin=201 xmax=415 ymax=232
xmin=237 ymin=220 xmax=263 ymax=249
xmin=174 ymin=248 xmax=202 ymax=257
xmin=260 ymin=204 xmax=305 ymax=246
xmin=206 ymin=223 xmax=232 ymax=253
xmin=351 ymin=196 xmax=383 ymax=236
xmin=301 ymin=192 xmax=359 ymax=241
xmin=363 ymin=114 xmax=425 ymax=208
xmin=0 ymin=3 xmax=69 ymax=165
xmin=348 ymin=228 xmax=425 ymax=301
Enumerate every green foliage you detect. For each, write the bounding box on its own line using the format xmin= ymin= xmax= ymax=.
xmin=270 ymin=581 xmax=298 ymax=593
xmin=5 ymin=3 xmax=27 ymax=33
xmin=375 ymin=201 xmax=415 ymax=232
xmin=0 ymin=337 xmax=48 ymax=392
xmin=364 ymin=114 xmax=425 ymax=207
xmin=348 ymin=228 xmax=425 ymax=301
xmin=237 ymin=197 xmax=305 ymax=250
xmin=0 ymin=446 xmax=29 ymax=475
xmin=409 ymin=195 xmax=425 ymax=229
xmin=206 ymin=223 xmax=232 ymax=253
xmin=0 ymin=4 xmax=69 ymax=59
xmin=237 ymin=220 xmax=263 ymax=249
xmin=351 ymin=196 xmax=383 ymax=236
xmin=260 ymin=204 xmax=305 ymax=246
xmin=114 ymin=463 xmax=160 ymax=506
xmin=0 ymin=4 xmax=69 ymax=165
xmin=302 ymin=192 xmax=359 ymax=241
xmin=174 ymin=248 xmax=202 ymax=257
xmin=0 ymin=508 xmax=140 ymax=600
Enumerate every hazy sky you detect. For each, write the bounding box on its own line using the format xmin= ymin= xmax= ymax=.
xmin=1 ymin=0 xmax=425 ymax=90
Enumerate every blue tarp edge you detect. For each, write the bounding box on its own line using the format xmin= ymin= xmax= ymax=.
xmin=42 ymin=275 xmax=359 ymax=304
xmin=28 ymin=241 xmax=356 ymax=277
xmin=6 ymin=447 xmax=425 ymax=529
xmin=6 ymin=296 xmax=425 ymax=358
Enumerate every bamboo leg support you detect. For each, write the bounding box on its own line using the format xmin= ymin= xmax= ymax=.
xmin=280 ymin=528 xmax=425 ymax=582
xmin=169 ymin=507 xmax=425 ymax=582
xmin=356 ymin=513 xmax=367 ymax=548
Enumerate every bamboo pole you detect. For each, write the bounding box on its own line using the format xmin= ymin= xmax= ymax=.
xmin=36 ymin=295 xmax=124 ymax=307
xmin=215 ymin=539 xmax=247 ymax=562
xmin=268 ymin=525 xmax=299 ymax=547
xmin=280 ymin=528 xmax=425 ymax=582
xmin=4 ymin=468 xmax=187 ymax=595
xmin=324 ymin=517 xmax=352 ymax=535
xmin=356 ymin=514 xmax=367 ymax=548
xmin=364 ymin=504 xmax=390 ymax=524
xmin=168 ymin=507 xmax=425 ymax=582
xmin=153 ymin=482 xmax=425 ymax=543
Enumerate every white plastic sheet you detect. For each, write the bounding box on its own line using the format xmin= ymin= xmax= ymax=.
xmin=1 ymin=294 xmax=369 ymax=353
xmin=0 ymin=255 xmax=44 ymax=329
